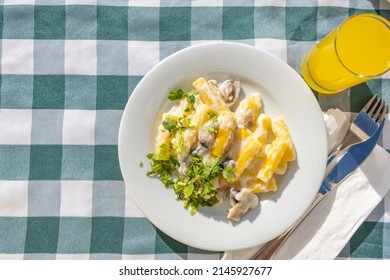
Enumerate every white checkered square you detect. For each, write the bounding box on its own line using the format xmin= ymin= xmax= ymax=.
xmin=317 ymin=0 xmax=350 ymax=7
xmin=192 ymin=0 xmax=223 ymax=6
xmin=1 ymin=40 xmax=34 ymax=74
xmin=255 ymin=0 xmax=286 ymax=7
xmin=56 ymin=254 xmax=91 ymax=260
xmin=128 ymin=0 xmax=160 ymax=6
xmin=0 ymin=254 xmax=24 ymax=260
xmin=66 ymin=0 xmax=97 ymax=4
xmin=60 ymin=181 xmax=93 ymax=217
xmin=0 ymin=181 xmax=28 ymax=216
xmin=224 ymin=0 xmax=254 ymax=6
xmin=128 ymin=41 xmax=159 ymax=75
xmin=285 ymin=0 xmax=319 ymax=7
xmin=65 ymin=40 xmax=97 ymax=75
xmin=190 ymin=40 xmax=219 ymax=46
xmin=255 ymin=38 xmax=288 ymax=62
xmin=0 ymin=109 xmax=32 ymax=145
xmin=3 ymin=0 xmax=35 ymax=4
xmin=62 ymin=109 xmax=96 ymax=145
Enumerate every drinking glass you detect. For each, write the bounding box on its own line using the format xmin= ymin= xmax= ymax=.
xmin=302 ymin=13 xmax=390 ymax=94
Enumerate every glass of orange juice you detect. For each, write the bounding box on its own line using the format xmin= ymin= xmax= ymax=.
xmin=302 ymin=13 xmax=390 ymax=94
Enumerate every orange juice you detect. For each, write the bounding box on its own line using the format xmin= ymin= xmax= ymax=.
xmin=302 ymin=14 xmax=390 ymax=94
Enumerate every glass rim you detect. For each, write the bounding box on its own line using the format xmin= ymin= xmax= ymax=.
xmin=333 ymin=13 xmax=390 ymax=78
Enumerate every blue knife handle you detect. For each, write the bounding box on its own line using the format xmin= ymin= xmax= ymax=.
xmin=319 ymin=120 xmax=384 ymax=195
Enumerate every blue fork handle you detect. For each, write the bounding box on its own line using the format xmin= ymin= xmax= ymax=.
xmin=354 ymin=111 xmax=380 ymax=136
xmin=327 ymin=111 xmax=380 ymax=165
xmin=327 ymin=112 xmax=377 ymax=165
xmin=319 ymin=120 xmax=385 ymax=195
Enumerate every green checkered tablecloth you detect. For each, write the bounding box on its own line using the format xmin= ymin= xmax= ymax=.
xmin=0 ymin=0 xmax=389 ymax=260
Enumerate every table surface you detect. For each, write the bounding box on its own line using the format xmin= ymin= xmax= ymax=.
xmin=0 ymin=0 xmax=389 ymax=260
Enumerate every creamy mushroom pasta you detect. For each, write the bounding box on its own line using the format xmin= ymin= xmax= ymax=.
xmin=146 ymin=77 xmax=295 ymax=222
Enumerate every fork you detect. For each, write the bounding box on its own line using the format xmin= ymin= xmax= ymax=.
xmin=327 ymin=95 xmax=387 ymax=164
xmin=252 ymin=95 xmax=387 ymax=260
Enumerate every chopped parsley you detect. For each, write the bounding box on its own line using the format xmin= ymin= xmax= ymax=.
xmin=223 ymin=166 xmax=235 ymax=183
xmin=162 ymin=117 xmax=177 ymax=132
xmin=168 ymin=89 xmax=198 ymax=105
xmin=162 ymin=116 xmax=193 ymax=134
xmin=146 ymin=153 xmax=179 ymax=188
xmin=202 ymin=111 xmax=218 ymax=133
xmin=146 ymin=153 xmax=223 ymax=215
xmin=171 ymin=129 xmax=185 ymax=155
xmin=207 ymin=111 xmax=217 ymax=121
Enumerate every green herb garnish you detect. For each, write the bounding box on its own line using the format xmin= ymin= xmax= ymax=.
xmin=207 ymin=111 xmax=217 ymax=121
xmin=168 ymin=89 xmax=198 ymax=105
xmin=201 ymin=111 xmax=218 ymax=133
xmin=172 ymin=155 xmax=222 ymax=214
xmin=168 ymin=89 xmax=185 ymax=101
xmin=223 ymin=166 xmax=235 ymax=183
xmin=146 ymin=153 xmax=222 ymax=215
xmin=162 ymin=117 xmax=177 ymax=132
xmin=146 ymin=153 xmax=179 ymax=188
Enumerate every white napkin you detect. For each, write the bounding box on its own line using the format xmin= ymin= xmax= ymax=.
xmin=223 ymin=109 xmax=390 ymax=260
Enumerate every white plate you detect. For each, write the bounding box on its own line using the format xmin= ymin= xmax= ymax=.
xmin=118 ymin=42 xmax=327 ymax=251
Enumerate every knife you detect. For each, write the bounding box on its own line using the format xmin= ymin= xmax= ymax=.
xmin=252 ymin=120 xmax=385 ymax=260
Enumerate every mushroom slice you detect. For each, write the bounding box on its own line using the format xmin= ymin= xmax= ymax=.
xmin=198 ymin=120 xmax=217 ymax=148
xmin=192 ymin=142 xmax=209 ymax=158
xmin=217 ymin=80 xmax=241 ymax=108
xmin=228 ymin=188 xmax=259 ymax=222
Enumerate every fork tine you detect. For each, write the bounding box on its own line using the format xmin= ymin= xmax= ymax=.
xmin=362 ymin=95 xmax=377 ymax=113
xmin=378 ymin=104 xmax=388 ymax=124
xmin=373 ymin=99 xmax=385 ymax=121
xmin=367 ymin=96 xmax=381 ymax=117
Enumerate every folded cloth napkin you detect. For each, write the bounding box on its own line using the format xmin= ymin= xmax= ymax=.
xmin=223 ymin=109 xmax=390 ymax=260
